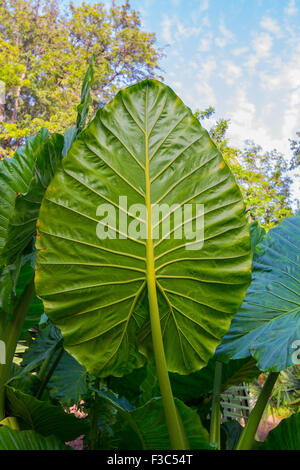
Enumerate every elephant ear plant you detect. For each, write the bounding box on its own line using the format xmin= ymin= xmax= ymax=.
xmin=35 ymin=79 xmax=252 ymax=449
xmin=216 ymin=212 xmax=300 ymax=450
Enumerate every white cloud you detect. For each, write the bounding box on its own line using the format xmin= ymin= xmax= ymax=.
xmin=232 ymin=47 xmax=249 ymax=56
xmin=226 ymin=87 xmax=282 ymax=152
xmin=202 ymin=16 xmax=210 ymax=28
xmin=259 ymin=72 xmax=282 ymax=91
xmin=215 ymin=37 xmax=227 ymax=48
xmin=199 ymin=0 xmax=210 ymax=13
xmin=260 ymin=16 xmax=282 ymax=37
xmin=198 ymin=37 xmax=212 ymax=52
xmin=176 ymin=22 xmax=202 ymax=39
xmin=220 ymin=61 xmax=242 ymax=85
xmin=161 ymin=16 xmax=172 ymax=43
xmin=252 ymin=32 xmax=273 ymax=58
xmin=259 ymin=43 xmax=300 ymax=91
xmin=219 ymin=20 xmax=235 ymax=41
xmin=198 ymin=58 xmax=217 ymax=80
xmin=161 ymin=15 xmax=202 ymax=44
xmin=229 ymin=89 xmax=256 ymax=133
xmin=195 ymin=82 xmax=216 ymax=107
xmin=227 ymin=88 xmax=286 ymax=155
xmin=170 ymin=81 xmax=183 ymax=92
xmin=243 ymin=31 xmax=274 ymax=73
xmin=244 ymin=54 xmax=259 ymax=72
xmin=282 ymin=88 xmax=300 ymax=139
xmin=284 ymin=0 xmax=298 ymax=16
xmin=195 ymin=59 xmax=217 ymax=107
xmin=215 ymin=19 xmax=235 ymax=48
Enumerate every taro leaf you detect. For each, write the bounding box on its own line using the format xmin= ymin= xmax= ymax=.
xmin=5 ymin=386 xmax=88 ymax=442
xmin=260 ymin=412 xmax=300 ymax=450
xmin=169 ymin=357 xmax=259 ymax=402
xmin=76 ymin=55 xmax=94 ymax=134
xmin=0 ymin=426 xmax=69 ymax=450
xmin=21 ymin=323 xmax=61 ymax=371
xmin=62 ymin=126 xmax=77 ymax=158
xmin=96 ymin=389 xmax=210 ymax=450
xmin=108 ymin=365 xmax=148 ymax=406
xmin=249 ymin=221 xmax=266 ymax=252
xmin=0 ymin=129 xmax=64 ymax=264
xmin=0 ymin=265 xmax=13 ymax=312
xmin=0 ymin=128 xmax=49 ymax=259
xmin=0 ymin=253 xmax=43 ymax=341
xmin=16 ymin=254 xmax=44 ymax=337
xmin=7 ymin=363 xmax=40 ymax=396
xmin=216 ymin=213 xmax=300 ymax=372
xmin=48 ymin=351 xmax=89 ymax=406
xmin=139 ymin=362 xmax=160 ymax=405
xmin=117 ymin=398 xmax=211 ymax=450
xmin=36 ymin=79 xmax=251 ymax=377
xmin=221 ymin=420 xmax=243 ymax=450
xmin=62 ymin=55 xmax=94 ymax=157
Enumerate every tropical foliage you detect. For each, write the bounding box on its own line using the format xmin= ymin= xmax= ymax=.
xmin=0 ymin=0 xmax=161 ymax=158
xmin=0 ymin=3 xmax=299 ymax=451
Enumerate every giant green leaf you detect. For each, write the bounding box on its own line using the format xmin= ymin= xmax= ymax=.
xmin=0 ymin=128 xmax=49 ymax=259
xmin=36 ymin=79 xmax=251 ymax=377
xmin=216 ymin=213 xmax=300 ymax=371
xmin=0 ymin=129 xmax=63 ymax=264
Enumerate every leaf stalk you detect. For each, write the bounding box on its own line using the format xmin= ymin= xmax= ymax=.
xmin=236 ymin=371 xmax=279 ymax=450
xmin=209 ymin=361 xmax=223 ymax=449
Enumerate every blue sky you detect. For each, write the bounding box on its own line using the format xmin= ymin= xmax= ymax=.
xmin=69 ymin=0 xmax=300 ymax=200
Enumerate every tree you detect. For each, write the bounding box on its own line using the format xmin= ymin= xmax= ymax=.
xmin=235 ymin=142 xmax=294 ymax=229
xmin=290 ymin=131 xmax=300 ymax=170
xmin=199 ymin=111 xmax=294 ymax=229
xmin=0 ymin=0 xmax=162 ymax=158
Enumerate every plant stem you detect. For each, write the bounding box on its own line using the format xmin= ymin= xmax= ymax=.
xmin=236 ymin=372 xmax=279 ymax=450
xmin=209 ymin=361 xmax=223 ymax=449
xmin=0 ymin=279 xmax=35 ymax=420
xmin=144 ymin=87 xmax=188 ymax=450
xmin=89 ymin=396 xmax=100 ymax=450
xmin=36 ymin=345 xmax=64 ymax=399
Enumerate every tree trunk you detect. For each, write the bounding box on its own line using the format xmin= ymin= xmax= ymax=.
xmin=11 ymin=72 xmax=25 ymax=124
xmin=0 ymin=104 xmax=6 ymax=122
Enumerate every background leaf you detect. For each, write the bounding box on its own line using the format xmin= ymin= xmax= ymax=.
xmin=5 ymin=386 xmax=88 ymax=442
xmin=96 ymin=389 xmax=210 ymax=450
xmin=48 ymin=351 xmax=89 ymax=406
xmin=0 ymin=129 xmax=63 ymax=264
xmin=216 ymin=213 xmax=300 ymax=371
xmin=0 ymin=426 xmax=69 ymax=450
xmin=62 ymin=55 xmax=94 ymax=157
